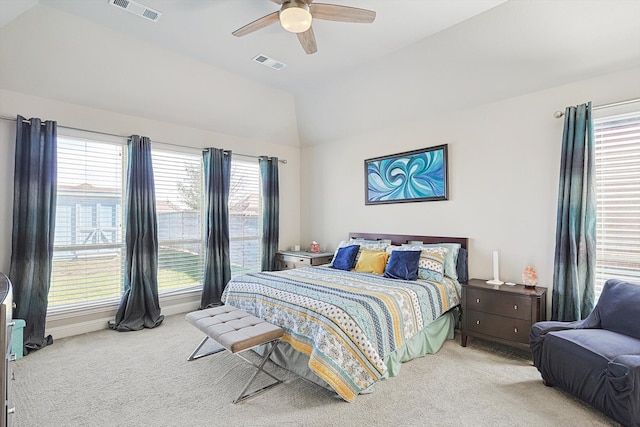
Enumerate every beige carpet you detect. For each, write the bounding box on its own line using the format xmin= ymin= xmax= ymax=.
xmin=12 ymin=313 xmax=617 ymax=427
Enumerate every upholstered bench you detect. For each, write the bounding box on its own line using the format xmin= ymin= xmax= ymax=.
xmin=185 ymin=305 xmax=284 ymax=404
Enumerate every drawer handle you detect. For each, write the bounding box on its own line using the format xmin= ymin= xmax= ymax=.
xmin=514 ymin=327 xmax=518 ymax=333
xmin=476 ymin=320 xmax=480 ymax=325
xmin=476 ymin=298 xmax=480 ymax=303
xmin=514 ymin=304 xmax=518 ymax=310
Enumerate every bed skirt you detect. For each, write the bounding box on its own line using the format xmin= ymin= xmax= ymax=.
xmin=257 ymin=311 xmax=456 ymax=396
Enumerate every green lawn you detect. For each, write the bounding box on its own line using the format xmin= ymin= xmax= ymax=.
xmin=49 ymin=255 xmax=253 ymax=308
xmin=50 ymin=256 xmax=201 ymax=307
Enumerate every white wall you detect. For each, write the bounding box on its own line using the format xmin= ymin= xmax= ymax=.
xmin=300 ymin=68 xmax=640 ymax=313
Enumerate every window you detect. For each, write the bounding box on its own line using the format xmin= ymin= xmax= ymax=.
xmin=50 ymin=135 xmax=126 ymax=310
xmin=229 ymin=159 xmax=262 ymax=276
xmin=152 ymin=147 xmax=204 ymax=294
xmin=50 ymin=131 xmax=263 ymax=312
xmin=594 ymin=108 xmax=640 ymax=299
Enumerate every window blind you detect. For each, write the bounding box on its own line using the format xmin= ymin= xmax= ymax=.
xmin=152 ymin=148 xmax=204 ymax=293
xmin=594 ymin=111 xmax=640 ymax=298
xmin=50 ymin=136 xmax=126 ymax=310
xmin=229 ymin=159 xmax=262 ymax=276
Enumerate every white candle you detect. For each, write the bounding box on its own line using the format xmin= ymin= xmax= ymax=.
xmin=493 ymin=251 xmax=499 ymax=280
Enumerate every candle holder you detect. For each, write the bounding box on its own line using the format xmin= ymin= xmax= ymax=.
xmin=486 ymin=250 xmax=504 ymax=285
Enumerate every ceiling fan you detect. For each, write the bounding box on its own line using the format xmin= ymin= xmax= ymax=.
xmin=232 ymin=0 xmax=376 ymax=55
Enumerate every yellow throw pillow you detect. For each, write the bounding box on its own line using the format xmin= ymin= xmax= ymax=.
xmin=355 ymin=250 xmax=390 ymax=275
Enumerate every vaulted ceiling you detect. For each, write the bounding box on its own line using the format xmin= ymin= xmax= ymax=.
xmin=1 ymin=0 xmax=639 ymax=145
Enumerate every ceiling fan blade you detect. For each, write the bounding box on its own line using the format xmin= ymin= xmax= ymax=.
xmin=297 ymin=26 xmax=318 ymax=54
xmin=309 ymin=3 xmax=376 ymax=23
xmin=232 ymin=11 xmax=279 ymax=37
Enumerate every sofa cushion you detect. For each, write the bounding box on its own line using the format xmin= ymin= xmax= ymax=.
xmin=598 ymin=279 xmax=640 ymax=340
xmin=541 ymin=329 xmax=640 ymax=405
xmin=549 ymin=329 xmax=640 ymax=361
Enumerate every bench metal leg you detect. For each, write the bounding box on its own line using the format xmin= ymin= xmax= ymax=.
xmin=233 ymin=340 xmax=283 ymax=404
xmin=186 ymin=336 xmax=225 ymax=361
xmin=187 ymin=335 xmax=284 ymax=404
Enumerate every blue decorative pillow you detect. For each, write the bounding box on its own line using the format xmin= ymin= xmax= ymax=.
xmin=331 ymin=245 xmax=360 ymax=270
xmin=384 ymin=250 xmax=421 ymax=281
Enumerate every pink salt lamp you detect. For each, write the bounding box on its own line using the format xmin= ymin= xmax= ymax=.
xmin=522 ymin=266 xmax=538 ymax=288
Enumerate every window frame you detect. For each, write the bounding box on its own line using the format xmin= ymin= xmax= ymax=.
xmin=152 ymin=143 xmax=206 ymax=296
xmin=593 ymin=102 xmax=640 ymax=299
xmin=228 ymin=157 xmax=263 ymax=278
xmin=49 ymin=129 xmax=128 ymax=314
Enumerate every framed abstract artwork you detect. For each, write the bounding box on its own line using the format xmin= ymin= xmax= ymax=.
xmin=365 ymin=144 xmax=448 ymax=205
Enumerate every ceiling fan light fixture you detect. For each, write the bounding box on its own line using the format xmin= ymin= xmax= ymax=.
xmin=279 ymin=2 xmax=312 ymax=33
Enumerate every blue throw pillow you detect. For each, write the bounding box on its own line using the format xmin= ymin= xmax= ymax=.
xmin=331 ymin=245 xmax=360 ymax=270
xmin=384 ymin=250 xmax=421 ymax=281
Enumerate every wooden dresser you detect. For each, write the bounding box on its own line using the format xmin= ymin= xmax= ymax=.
xmin=461 ymin=278 xmax=547 ymax=351
xmin=276 ymin=251 xmax=334 ymax=270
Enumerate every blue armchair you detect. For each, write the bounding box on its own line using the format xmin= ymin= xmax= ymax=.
xmin=530 ymin=279 xmax=640 ymax=427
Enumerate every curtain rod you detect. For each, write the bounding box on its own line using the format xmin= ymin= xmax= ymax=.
xmin=553 ymin=97 xmax=640 ymax=118
xmin=0 ymin=115 xmax=287 ymax=164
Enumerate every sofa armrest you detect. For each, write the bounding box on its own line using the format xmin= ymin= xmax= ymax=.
xmin=530 ymin=316 xmax=601 ymax=345
xmin=530 ymin=321 xmax=579 ymax=335
xmin=606 ymin=355 xmax=640 ymax=427
xmin=529 ymin=320 xmax=588 ymax=370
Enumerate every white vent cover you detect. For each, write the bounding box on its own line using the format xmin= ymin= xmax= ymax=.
xmin=252 ymin=54 xmax=287 ymax=71
xmin=109 ymin=0 xmax=162 ymax=22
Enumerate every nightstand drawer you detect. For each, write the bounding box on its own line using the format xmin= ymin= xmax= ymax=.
xmin=277 ymin=260 xmax=297 ymax=270
xmin=276 ymin=251 xmax=334 ymax=270
xmin=279 ymin=254 xmax=313 ymax=266
xmin=465 ymin=310 xmax=531 ymax=344
xmin=466 ymin=288 xmax=532 ymax=320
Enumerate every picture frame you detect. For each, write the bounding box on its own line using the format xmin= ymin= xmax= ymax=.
xmin=365 ymin=144 xmax=448 ymax=205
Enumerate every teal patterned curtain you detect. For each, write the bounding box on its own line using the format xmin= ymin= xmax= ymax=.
xmin=552 ymin=102 xmax=596 ymax=321
xmin=201 ymin=148 xmax=232 ymax=308
xmin=259 ymin=156 xmax=279 ymax=271
xmin=9 ymin=115 xmax=57 ymax=354
xmin=110 ymin=135 xmax=164 ymax=331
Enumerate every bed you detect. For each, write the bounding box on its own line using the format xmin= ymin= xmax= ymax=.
xmin=220 ymin=233 xmax=468 ymax=402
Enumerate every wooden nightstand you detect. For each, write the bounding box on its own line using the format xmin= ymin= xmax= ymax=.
xmin=461 ymin=278 xmax=547 ymax=351
xmin=276 ymin=251 xmax=334 ymax=270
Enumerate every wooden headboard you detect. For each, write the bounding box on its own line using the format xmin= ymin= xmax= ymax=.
xmin=348 ymin=232 xmax=468 ymax=250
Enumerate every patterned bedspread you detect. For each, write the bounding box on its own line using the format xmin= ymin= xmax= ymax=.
xmin=221 ymin=266 xmax=460 ymax=402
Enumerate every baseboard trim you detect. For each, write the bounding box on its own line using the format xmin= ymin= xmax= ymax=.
xmin=45 ymin=297 xmax=200 ymax=339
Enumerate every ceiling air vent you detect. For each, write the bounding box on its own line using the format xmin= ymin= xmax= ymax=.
xmin=252 ymin=54 xmax=287 ymax=71
xmin=109 ymin=0 xmax=162 ymax=22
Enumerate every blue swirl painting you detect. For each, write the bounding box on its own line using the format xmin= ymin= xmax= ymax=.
xmin=365 ymin=145 xmax=448 ymax=204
